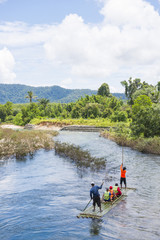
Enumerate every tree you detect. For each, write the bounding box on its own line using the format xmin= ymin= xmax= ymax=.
xmin=37 ymin=98 xmax=50 ymax=110
xmin=130 ymin=95 xmax=156 ymax=137
xmin=81 ymin=103 xmax=101 ymax=118
xmin=157 ymin=81 xmax=160 ymax=92
xmin=111 ymin=111 xmax=128 ymax=122
xmin=25 ymin=91 xmax=37 ymax=103
xmin=0 ymin=104 xmax=7 ymax=122
xmin=4 ymin=101 xmax=13 ymax=115
xmin=121 ymin=78 xmax=143 ymax=105
xmin=97 ymin=83 xmax=110 ymax=97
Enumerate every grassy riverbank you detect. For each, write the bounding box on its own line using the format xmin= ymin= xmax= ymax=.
xmin=101 ymin=130 xmax=160 ymax=155
xmin=30 ymin=117 xmax=122 ymax=128
xmin=31 ymin=118 xmax=160 ymax=155
xmin=0 ymin=127 xmax=58 ymax=158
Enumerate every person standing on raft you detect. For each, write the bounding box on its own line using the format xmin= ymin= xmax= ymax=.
xmin=90 ymin=182 xmax=103 ymax=212
xmin=120 ymin=164 xmax=127 ymax=188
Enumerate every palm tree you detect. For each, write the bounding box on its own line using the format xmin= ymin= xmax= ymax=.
xmin=37 ymin=98 xmax=50 ymax=109
xmin=25 ymin=91 xmax=37 ymax=103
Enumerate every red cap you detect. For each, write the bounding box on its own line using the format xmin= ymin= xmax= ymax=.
xmin=109 ymin=186 xmax=113 ymax=189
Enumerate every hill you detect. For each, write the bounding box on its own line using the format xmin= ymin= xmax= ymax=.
xmin=0 ymin=84 xmax=125 ymax=104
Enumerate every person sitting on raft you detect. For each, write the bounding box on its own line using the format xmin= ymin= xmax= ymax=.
xmin=109 ymin=186 xmax=116 ymax=201
xmin=102 ymin=188 xmax=111 ymax=202
xmin=113 ymin=183 xmax=122 ymax=197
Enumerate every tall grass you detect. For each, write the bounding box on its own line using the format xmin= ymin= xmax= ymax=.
xmin=55 ymin=141 xmax=106 ymax=170
xmin=101 ymin=131 xmax=160 ymax=155
xmin=0 ymin=127 xmax=58 ymax=158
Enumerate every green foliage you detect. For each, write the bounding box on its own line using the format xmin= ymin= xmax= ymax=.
xmin=13 ymin=113 xmax=24 ymax=126
xmin=111 ymin=111 xmax=128 ymax=122
xmin=132 ymin=85 xmax=160 ymax=103
xmin=25 ymin=91 xmax=37 ymax=103
xmin=157 ymin=81 xmax=160 ymax=92
xmin=1 ymin=80 xmax=159 ymax=144
xmin=97 ymin=83 xmax=110 ymax=97
xmin=0 ymin=84 xmax=97 ymax=104
xmin=121 ymin=78 xmax=148 ymax=105
xmin=131 ymin=95 xmax=160 ymax=137
xmin=37 ymin=98 xmax=50 ymax=109
xmin=21 ymin=103 xmax=41 ymax=125
xmin=81 ymin=103 xmax=102 ymax=118
xmin=0 ymin=104 xmax=7 ymax=122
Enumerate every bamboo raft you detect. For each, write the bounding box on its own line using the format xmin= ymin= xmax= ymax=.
xmin=77 ymin=187 xmax=136 ymax=219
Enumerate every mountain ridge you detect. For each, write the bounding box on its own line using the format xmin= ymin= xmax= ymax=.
xmin=0 ymin=83 xmax=125 ymax=104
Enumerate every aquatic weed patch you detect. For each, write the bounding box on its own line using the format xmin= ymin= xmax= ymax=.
xmin=54 ymin=141 xmax=106 ymax=170
xmin=0 ymin=127 xmax=58 ymax=158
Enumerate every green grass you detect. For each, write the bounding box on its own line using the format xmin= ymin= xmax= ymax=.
xmin=30 ymin=117 xmax=129 ymax=128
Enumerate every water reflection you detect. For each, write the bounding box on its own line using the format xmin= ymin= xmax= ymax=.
xmin=90 ymin=219 xmax=103 ymax=236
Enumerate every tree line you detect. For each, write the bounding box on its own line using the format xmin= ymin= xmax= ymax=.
xmin=0 ymin=79 xmax=160 ymax=138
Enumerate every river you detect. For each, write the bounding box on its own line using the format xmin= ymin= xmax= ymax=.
xmin=0 ymin=131 xmax=160 ymax=240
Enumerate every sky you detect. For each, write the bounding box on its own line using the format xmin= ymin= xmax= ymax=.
xmin=0 ymin=0 xmax=160 ymax=92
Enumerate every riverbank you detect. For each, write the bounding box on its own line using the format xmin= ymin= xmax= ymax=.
xmin=0 ymin=127 xmax=58 ymax=158
xmin=1 ymin=122 xmax=160 ymax=156
xmin=101 ymin=131 xmax=160 ymax=155
xmin=0 ymin=123 xmax=61 ymax=131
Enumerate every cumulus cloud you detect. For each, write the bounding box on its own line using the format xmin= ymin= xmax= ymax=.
xmin=43 ymin=0 xmax=160 ymax=89
xmin=1 ymin=0 xmax=160 ymax=90
xmin=0 ymin=47 xmax=16 ymax=83
xmin=0 ymin=22 xmax=53 ymax=47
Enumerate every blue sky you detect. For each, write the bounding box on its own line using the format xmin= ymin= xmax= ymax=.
xmin=0 ymin=0 xmax=160 ymax=92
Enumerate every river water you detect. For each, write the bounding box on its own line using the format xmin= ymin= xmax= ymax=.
xmin=0 ymin=131 xmax=160 ymax=240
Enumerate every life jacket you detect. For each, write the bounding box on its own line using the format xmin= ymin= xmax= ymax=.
xmin=113 ymin=186 xmax=118 ymax=194
xmin=120 ymin=164 xmax=126 ymax=178
xmin=104 ymin=191 xmax=110 ymax=201
xmin=109 ymin=189 xmax=114 ymax=199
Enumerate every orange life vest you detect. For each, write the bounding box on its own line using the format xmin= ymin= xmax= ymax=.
xmin=109 ymin=189 xmax=114 ymax=200
xmin=120 ymin=164 xmax=126 ymax=178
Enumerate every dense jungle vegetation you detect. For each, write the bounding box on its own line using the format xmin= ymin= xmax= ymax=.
xmin=0 ymin=84 xmax=97 ymax=104
xmin=0 ymin=78 xmax=160 ymax=154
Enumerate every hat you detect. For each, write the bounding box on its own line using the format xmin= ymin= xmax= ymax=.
xmin=109 ymin=186 xmax=113 ymax=189
xmin=91 ymin=182 xmax=94 ymax=185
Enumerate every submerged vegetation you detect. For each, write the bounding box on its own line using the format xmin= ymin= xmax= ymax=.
xmin=0 ymin=127 xmax=58 ymax=158
xmin=55 ymin=141 xmax=106 ymax=170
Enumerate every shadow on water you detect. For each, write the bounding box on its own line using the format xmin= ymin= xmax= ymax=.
xmin=90 ymin=219 xmax=103 ymax=236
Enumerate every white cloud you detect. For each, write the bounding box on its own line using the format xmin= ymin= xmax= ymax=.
xmin=0 ymin=47 xmax=16 ymax=83
xmin=60 ymin=78 xmax=73 ymax=88
xmin=44 ymin=1 xmax=160 ymax=89
xmin=1 ymin=0 xmax=160 ymax=91
xmin=0 ymin=0 xmax=7 ymax=3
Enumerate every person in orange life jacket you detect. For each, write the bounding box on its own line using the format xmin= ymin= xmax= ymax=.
xmin=120 ymin=163 xmax=127 ymax=188
xmin=109 ymin=186 xmax=115 ymax=201
xmin=90 ymin=182 xmax=103 ymax=212
xmin=102 ymin=188 xmax=111 ymax=202
xmin=113 ymin=183 xmax=122 ymax=197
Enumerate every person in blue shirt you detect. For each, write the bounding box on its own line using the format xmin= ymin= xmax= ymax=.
xmin=90 ymin=181 xmax=104 ymax=212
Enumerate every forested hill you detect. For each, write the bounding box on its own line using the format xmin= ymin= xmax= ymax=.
xmin=0 ymin=84 xmax=125 ymax=104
